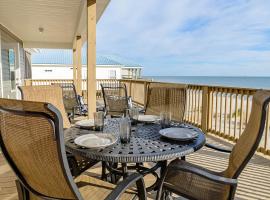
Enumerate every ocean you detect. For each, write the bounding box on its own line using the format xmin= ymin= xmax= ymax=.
xmin=143 ymin=76 xmax=270 ymax=89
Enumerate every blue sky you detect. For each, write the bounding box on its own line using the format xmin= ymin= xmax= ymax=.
xmin=97 ymin=0 xmax=270 ymax=76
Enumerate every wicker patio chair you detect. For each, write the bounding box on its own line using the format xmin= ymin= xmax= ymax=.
xmin=19 ymin=85 xmax=71 ymax=129
xmin=157 ymin=90 xmax=270 ymax=200
xmin=0 ymin=98 xmax=147 ymax=200
xmin=18 ymin=85 xmax=97 ymax=177
xmin=101 ymin=83 xmax=131 ymax=117
xmin=145 ymin=83 xmax=233 ymax=153
xmin=53 ymin=83 xmax=87 ymax=119
xmin=145 ymin=82 xmax=187 ymax=122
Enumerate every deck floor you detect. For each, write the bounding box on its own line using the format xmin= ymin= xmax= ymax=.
xmin=0 ymin=134 xmax=269 ymax=200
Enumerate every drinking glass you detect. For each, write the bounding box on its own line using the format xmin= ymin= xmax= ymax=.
xmin=94 ymin=111 xmax=104 ymax=131
xmin=160 ymin=111 xmax=171 ymax=129
xmin=129 ymin=107 xmax=139 ymax=125
xmin=120 ymin=117 xmax=131 ymax=143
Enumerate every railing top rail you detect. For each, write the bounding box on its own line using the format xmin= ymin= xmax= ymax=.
xmin=28 ymin=78 xmax=260 ymax=92
xmin=120 ymin=79 xmax=259 ymax=91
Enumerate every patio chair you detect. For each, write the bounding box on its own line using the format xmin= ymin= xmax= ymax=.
xmin=145 ymin=83 xmax=232 ymax=153
xmin=157 ymin=90 xmax=270 ymax=200
xmin=0 ymin=98 xmax=147 ymax=200
xmin=101 ymin=83 xmax=131 ymax=117
xmin=18 ymin=85 xmax=71 ymax=129
xmin=18 ymin=85 xmax=96 ymax=176
xmin=53 ymin=83 xmax=87 ymax=119
xmin=145 ymin=82 xmax=187 ymax=122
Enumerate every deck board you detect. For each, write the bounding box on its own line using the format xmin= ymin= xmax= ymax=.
xmin=0 ymin=135 xmax=269 ymax=200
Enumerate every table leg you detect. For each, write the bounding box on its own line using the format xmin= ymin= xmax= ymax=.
xmin=122 ymin=163 xmax=128 ymax=179
xmin=160 ymin=160 xmax=167 ymax=178
xmin=110 ymin=163 xmax=118 ymax=184
xmin=101 ymin=161 xmax=107 ymax=181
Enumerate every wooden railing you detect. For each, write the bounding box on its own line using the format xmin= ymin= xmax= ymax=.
xmin=120 ymin=79 xmax=270 ymax=156
xmin=25 ymin=78 xmax=270 ymax=155
xmin=25 ymin=79 xmax=120 ymax=99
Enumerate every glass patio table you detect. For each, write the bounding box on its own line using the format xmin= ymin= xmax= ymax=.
xmin=65 ymin=118 xmax=206 ymax=191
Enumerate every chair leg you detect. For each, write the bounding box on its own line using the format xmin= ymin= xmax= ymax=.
xmin=15 ymin=180 xmax=29 ymax=200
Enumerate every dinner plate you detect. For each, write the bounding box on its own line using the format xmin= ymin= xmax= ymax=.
xmin=74 ymin=134 xmax=117 ymax=149
xmin=159 ymin=127 xmax=198 ymax=141
xmin=75 ymin=119 xmax=107 ymax=129
xmin=138 ymin=115 xmax=160 ymax=123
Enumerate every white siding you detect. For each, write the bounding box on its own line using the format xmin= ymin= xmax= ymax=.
xmin=0 ymin=28 xmax=28 ymax=99
xmin=32 ymin=65 xmax=122 ymax=79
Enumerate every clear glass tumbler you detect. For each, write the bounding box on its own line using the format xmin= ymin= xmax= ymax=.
xmin=160 ymin=111 xmax=172 ymax=129
xmin=94 ymin=111 xmax=104 ymax=131
xmin=120 ymin=117 xmax=131 ymax=143
xmin=129 ymin=107 xmax=139 ymax=125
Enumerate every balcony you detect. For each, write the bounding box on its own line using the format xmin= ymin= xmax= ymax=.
xmin=0 ymin=78 xmax=267 ymax=200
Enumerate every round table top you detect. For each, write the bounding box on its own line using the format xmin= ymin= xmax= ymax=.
xmin=65 ymin=119 xmax=206 ymax=163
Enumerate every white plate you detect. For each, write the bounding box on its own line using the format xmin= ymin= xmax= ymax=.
xmin=138 ymin=115 xmax=160 ymax=123
xmin=159 ymin=127 xmax=198 ymax=141
xmin=75 ymin=119 xmax=107 ymax=129
xmin=74 ymin=134 xmax=117 ymax=149
xmin=75 ymin=119 xmax=94 ymax=128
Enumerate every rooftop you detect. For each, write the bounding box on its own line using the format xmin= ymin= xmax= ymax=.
xmin=31 ymin=49 xmax=142 ymax=67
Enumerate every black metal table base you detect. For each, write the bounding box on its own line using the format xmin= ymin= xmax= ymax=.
xmin=102 ymin=161 xmax=167 ymax=192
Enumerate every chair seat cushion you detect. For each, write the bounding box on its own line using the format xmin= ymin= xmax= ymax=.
xmin=164 ymin=159 xmax=230 ymax=200
xmin=75 ymin=173 xmax=136 ymax=200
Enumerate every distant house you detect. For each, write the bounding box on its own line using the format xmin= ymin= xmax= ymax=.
xmin=31 ymin=49 xmax=143 ymax=80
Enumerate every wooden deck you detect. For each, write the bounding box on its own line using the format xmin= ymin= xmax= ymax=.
xmin=0 ymin=134 xmax=269 ymax=200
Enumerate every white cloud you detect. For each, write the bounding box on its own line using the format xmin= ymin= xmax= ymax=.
xmin=97 ymin=0 xmax=270 ymax=76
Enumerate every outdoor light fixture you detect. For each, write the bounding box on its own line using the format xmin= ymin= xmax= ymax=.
xmin=38 ymin=27 xmax=44 ymax=34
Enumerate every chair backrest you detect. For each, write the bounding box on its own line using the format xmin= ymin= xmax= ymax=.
xmin=145 ymin=82 xmax=187 ymax=122
xmin=101 ymin=83 xmax=129 ymax=116
xmin=224 ymin=90 xmax=270 ymax=179
xmin=0 ymin=99 xmax=82 ymax=199
xmin=19 ymin=85 xmax=71 ymax=129
xmin=53 ymin=83 xmax=79 ymax=114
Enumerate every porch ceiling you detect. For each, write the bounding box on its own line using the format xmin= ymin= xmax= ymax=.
xmin=0 ymin=0 xmax=110 ymax=49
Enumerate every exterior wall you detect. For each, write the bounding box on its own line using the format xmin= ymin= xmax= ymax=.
xmin=0 ymin=26 xmax=28 ymax=99
xmin=32 ymin=64 xmax=74 ymax=79
xmin=32 ymin=64 xmax=123 ymax=79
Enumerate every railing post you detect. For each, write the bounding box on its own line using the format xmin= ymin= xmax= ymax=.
xmin=201 ymin=86 xmax=209 ymax=132
xmin=144 ymin=81 xmax=148 ymax=107
xmin=129 ymin=80 xmax=132 ymax=98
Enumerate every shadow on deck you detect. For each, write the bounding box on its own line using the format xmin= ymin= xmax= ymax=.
xmin=0 ymin=134 xmax=269 ymax=200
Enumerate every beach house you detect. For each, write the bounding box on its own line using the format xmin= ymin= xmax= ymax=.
xmin=31 ymin=49 xmax=143 ymax=80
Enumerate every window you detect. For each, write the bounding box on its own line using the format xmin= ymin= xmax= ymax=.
xmin=8 ymin=49 xmax=16 ymax=90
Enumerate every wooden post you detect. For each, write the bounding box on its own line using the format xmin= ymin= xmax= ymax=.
xmin=72 ymin=48 xmax=77 ymax=89
xmin=76 ymin=36 xmax=82 ymax=96
xmin=201 ymin=86 xmax=209 ymax=132
xmin=87 ymin=0 xmax=96 ymax=119
xmin=144 ymin=81 xmax=148 ymax=107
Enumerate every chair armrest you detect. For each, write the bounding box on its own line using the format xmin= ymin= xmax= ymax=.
xmin=105 ymin=173 xmax=147 ymax=200
xmin=167 ymin=160 xmax=237 ymax=186
xmin=205 ymin=142 xmax=232 ymax=153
